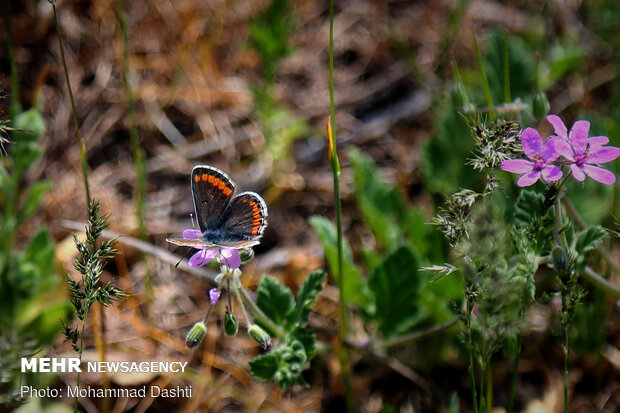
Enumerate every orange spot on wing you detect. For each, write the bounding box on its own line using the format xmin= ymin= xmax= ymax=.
xmin=252 ymin=212 xmax=261 ymax=219
xmin=223 ymin=187 xmax=232 ymax=196
xmin=218 ymin=181 xmax=226 ymax=190
xmin=253 ymin=219 xmax=262 ymax=226
xmin=201 ymin=174 xmax=208 ymax=181
xmin=194 ymin=174 xmax=201 ymax=182
xmin=252 ymin=227 xmax=259 ymax=235
xmin=213 ymin=177 xmax=221 ymax=187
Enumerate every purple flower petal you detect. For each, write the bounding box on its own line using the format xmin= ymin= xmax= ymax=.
xmin=583 ymin=165 xmax=616 ymax=184
xmin=220 ymin=248 xmax=241 ymax=269
xmin=542 ymin=137 xmax=561 ymax=162
xmin=588 ymin=136 xmax=609 ymax=147
xmin=568 ymin=120 xmax=590 ymax=154
xmin=189 ymin=248 xmax=218 ymax=267
xmin=183 ymin=229 xmax=202 ymax=239
xmin=588 ymin=146 xmax=620 ymax=164
xmin=521 ymin=128 xmax=544 ymax=159
xmin=517 ymin=170 xmax=541 ymax=187
xmin=541 ymin=165 xmax=563 ymax=181
xmin=547 ymin=115 xmax=568 ymax=139
xmin=551 ymin=138 xmax=575 ymax=162
xmin=209 ymin=288 xmax=221 ymax=305
xmin=501 ymin=159 xmax=534 ymax=174
xmin=570 ymin=164 xmax=586 ymax=182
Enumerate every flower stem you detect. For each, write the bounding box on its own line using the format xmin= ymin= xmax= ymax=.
xmin=563 ymin=321 xmax=569 ymax=413
xmin=328 ymin=1 xmax=353 ymax=410
xmin=238 ymin=284 xmax=285 ymax=339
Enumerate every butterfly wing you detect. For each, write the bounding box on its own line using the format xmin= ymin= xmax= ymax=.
xmin=191 ymin=165 xmax=237 ymax=232
xmin=215 ymin=191 xmax=268 ymax=248
xmin=165 ymin=237 xmax=217 ymax=248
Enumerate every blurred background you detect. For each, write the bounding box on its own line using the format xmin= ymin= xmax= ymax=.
xmin=1 ymin=0 xmax=619 ymax=412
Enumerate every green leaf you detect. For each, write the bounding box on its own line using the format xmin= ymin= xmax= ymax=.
xmin=421 ymin=104 xmax=476 ymax=195
xmin=309 ymin=216 xmax=372 ymax=313
xmin=575 ymin=226 xmax=607 ymax=255
xmin=349 ymin=149 xmax=406 ymax=247
xmin=255 ymin=276 xmax=295 ymax=333
xmin=368 ymin=245 xmax=423 ymax=338
xmin=511 ymin=189 xmax=553 ymax=253
xmin=483 ymin=31 xmax=535 ymax=103
xmin=294 ymin=271 xmax=325 ymax=325
xmin=12 ymin=107 xmax=46 ymax=143
xmin=574 ymin=226 xmax=607 ymax=271
xmin=249 ymin=353 xmax=280 ymax=381
xmin=291 ymin=327 xmax=316 ymax=359
xmin=17 ymin=182 xmax=51 ymax=225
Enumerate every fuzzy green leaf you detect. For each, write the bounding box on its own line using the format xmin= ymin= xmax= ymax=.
xmin=249 ymin=353 xmax=280 ymax=381
xmin=256 ymin=276 xmax=295 ymax=333
xmin=291 ymin=327 xmax=316 ymax=359
xmin=294 ymin=271 xmax=325 ymax=325
xmin=368 ymin=245 xmax=423 ymax=338
xmin=309 ymin=216 xmax=372 ymax=314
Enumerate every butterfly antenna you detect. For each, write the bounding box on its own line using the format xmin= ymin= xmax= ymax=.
xmin=175 ymin=248 xmax=192 ymax=268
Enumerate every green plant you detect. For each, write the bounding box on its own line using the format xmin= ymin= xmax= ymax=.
xmin=0 ymin=101 xmax=71 ymax=408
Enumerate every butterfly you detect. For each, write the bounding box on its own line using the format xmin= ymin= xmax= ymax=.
xmin=166 ymin=165 xmax=268 ymax=249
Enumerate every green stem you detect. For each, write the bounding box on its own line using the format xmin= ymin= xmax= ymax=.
xmin=51 ymin=2 xmax=91 ymax=206
xmin=74 ymin=306 xmax=89 ymax=412
xmin=485 ymin=363 xmax=492 ymax=413
xmin=507 ymin=333 xmax=521 ymax=413
xmin=328 ymin=1 xmax=352 ymax=411
xmin=465 ymin=298 xmax=478 ymax=413
xmin=563 ymin=322 xmax=569 ymax=413
xmin=478 ymin=359 xmax=486 ymax=413
xmin=238 ymin=285 xmax=285 ymax=339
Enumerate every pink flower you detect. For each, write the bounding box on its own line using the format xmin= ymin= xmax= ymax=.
xmin=501 ymin=128 xmax=562 ymax=187
xmin=547 ymin=115 xmax=620 ymax=184
xmin=182 ymin=229 xmax=241 ymax=269
xmin=209 ymin=288 xmax=221 ymax=305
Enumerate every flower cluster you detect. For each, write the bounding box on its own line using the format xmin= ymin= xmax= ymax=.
xmin=501 ymin=115 xmax=620 ymax=187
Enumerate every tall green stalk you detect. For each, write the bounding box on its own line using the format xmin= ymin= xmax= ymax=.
xmin=328 ymin=0 xmax=353 ymax=410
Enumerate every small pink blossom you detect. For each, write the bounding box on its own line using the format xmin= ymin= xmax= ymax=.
xmin=501 ymin=128 xmax=562 ymax=187
xmin=182 ymin=229 xmax=241 ymax=269
xmin=209 ymin=288 xmax=221 ymax=305
xmin=547 ymin=115 xmax=620 ymax=185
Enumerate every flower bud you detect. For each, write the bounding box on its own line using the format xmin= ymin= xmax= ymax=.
xmin=209 ymin=288 xmax=221 ymax=306
xmin=552 ymin=246 xmax=569 ymax=272
xmin=239 ymin=248 xmax=255 ymax=264
xmin=532 ymin=91 xmax=550 ymax=121
xmin=185 ymin=322 xmax=207 ymax=348
xmin=450 ymin=81 xmax=469 ymax=110
xmin=224 ymin=310 xmax=239 ymax=336
xmin=248 ymin=324 xmax=272 ymax=349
